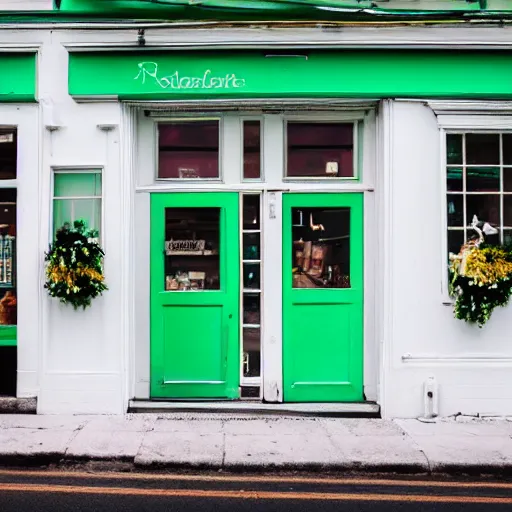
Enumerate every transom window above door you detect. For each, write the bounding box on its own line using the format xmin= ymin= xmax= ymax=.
xmin=158 ymin=119 xmax=220 ymax=180
xmin=285 ymin=121 xmax=358 ymax=179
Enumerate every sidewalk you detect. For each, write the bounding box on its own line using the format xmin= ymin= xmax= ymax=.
xmin=0 ymin=413 xmax=512 ymax=475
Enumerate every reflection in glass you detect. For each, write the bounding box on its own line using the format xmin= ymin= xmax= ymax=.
xmin=243 ymin=293 xmax=260 ymax=325
xmin=505 ymin=169 xmax=512 ymax=193
xmin=243 ymin=233 xmax=260 ymax=260
xmin=446 ymin=134 xmax=462 ymax=165
xmin=446 ymin=167 xmax=462 ymax=192
xmin=447 ymin=230 xmax=465 ymax=256
xmin=0 ymin=189 xmax=16 ymax=326
xmin=466 ymin=167 xmax=500 ymax=192
xmin=0 ymin=130 xmax=16 ymax=181
xmin=243 ymin=263 xmax=260 ymax=290
xmin=505 ymin=196 xmax=512 ymax=227
xmin=466 ymin=195 xmax=500 ymax=228
xmin=466 ymin=134 xmax=500 ymax=165
xmin=504 ymin=134 xmax=512 ymax=165
xmin=243 ymin=194 xmax=260 ymax=230
xmin=243 ymin=121 xmax=261 ymax=180
xmin=447 ymin=195 xmax=463 ymax=227
xmin=287 ymin=122 xmax=354 ymax=178
xmin=158 ymin=121 xmax=219 ymax=179
xmin=164 ymin=207 xmax=220 ymax=291
xmin=243 ymin=327 xmax=261 ymax=377
xmin=292 ymin=207 xmax=350 ymax=288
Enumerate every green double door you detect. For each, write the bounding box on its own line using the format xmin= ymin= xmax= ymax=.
xmin=150 ymin=192 xmax=240 ymax=399
xmin=150 ymin=192 xmax=363 ymax=402
xmin=282 ymin=193 xmax=364 ymax=402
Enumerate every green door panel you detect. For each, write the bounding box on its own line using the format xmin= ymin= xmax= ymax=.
xmin=150 ymin=192 xmax=240 ymax=399
xmin=283 ymin=193 xmax=364 ymax=402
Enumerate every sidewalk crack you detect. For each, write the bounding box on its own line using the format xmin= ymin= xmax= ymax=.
xmin=63 ymin=419 xmax=89 ymax=458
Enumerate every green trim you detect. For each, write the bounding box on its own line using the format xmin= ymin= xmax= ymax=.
xmin=282 ymin=193 xmax=364 ymax=402
xmin=0 ymin=53 xmax=36 ymax=102
xmin=0 ymin=326 xmax=16 ymax=347
xmin=150 ymin=192 xmax=240 ymax=399
xmin=70 ymin=50 xmax=512 ymax=100
xmin=3 ymin=0 xmax=512 ymax=23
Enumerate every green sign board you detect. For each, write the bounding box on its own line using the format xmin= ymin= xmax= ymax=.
xmin=0 ymin=53 xmax=36 ymax=102
xmin=69 ymin=50 xmax=512 ymax=100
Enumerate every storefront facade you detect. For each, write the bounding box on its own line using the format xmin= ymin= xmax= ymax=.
xmin=2 ymin=2 xmax=512 ymax=417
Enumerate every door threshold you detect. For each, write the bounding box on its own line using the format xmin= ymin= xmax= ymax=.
xmin=128 ymin=399 xmax=380 ymax=417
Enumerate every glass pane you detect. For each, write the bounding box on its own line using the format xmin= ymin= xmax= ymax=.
xmin=158 ymin=121 xmax=219 ymax=179
xmin=466 ymin=167 xmax=500 ymax=192
xmin=0 ymin=189 xmax=16 ymax=326
xmin=447 ymin=195 xmax=463 ymax=226
xmin=243 ymin=293 xmax=260 ymax=325
xmin=466 ymin=134 xmax=500 ymax=165
xmin=54 ymin=172 xmax=102 ymax=198
xmin=446 ymin=134 xmax=462 ymax=165
xmin=505 ymin=196 xmax=512 ymax=227
xmin=164 ymin=208 xmax=220 ymax=291
xmin=53 ymin=198 xmax=101 ymax=238
xmin=243 ymin=121 xmax=261 ymax=180
xmin=447 ymin=230 xmax=464 ymax=256
xmin=243 ymin=263 xmax=260 ymax=290
xmin=503 ymin=134 xmax=512 ymax=165
xmin=504 ymin=229 xmax=512 ymax=245
xmin=243 ymin=195 xmax=260 ymax=230
xmin=243 ymin=327 xmax=260 ymax=377
xmin=504 ymin=168 xmax=512 ymax=192
xmin=466 ymin=194 xmax=500 ymax=227
xmin=447 ymin=167 xmax=462 ymax=192
xmin=243 ymin=233 xmax=260 ymax=260
xmin=287 ymin=122 xmax=354 ymax=178
xmin=292 ymin=207 xmax=350 ymax=289
xmin=0 ymin=129 xmax=16 ymax=180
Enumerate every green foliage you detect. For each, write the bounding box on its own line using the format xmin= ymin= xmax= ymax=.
xmin=450 ymin=243 xmax=512 ymax=327
xmin=44 ymin=220 xmax=107 ymax=310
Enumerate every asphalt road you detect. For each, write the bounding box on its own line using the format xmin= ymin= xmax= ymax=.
xmin=0 ymin=468 xmax=511 ymax=511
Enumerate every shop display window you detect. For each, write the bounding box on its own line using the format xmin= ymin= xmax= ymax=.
xmin=291 ymin=207 xmax=351 ymax=289
xmin=158 ymin=120 xmax=220 ymax=179
xmin=243 ymin=120 xmax=261 ymax=180
xmin=52 ymin=170 xmax=102 ymax=238
xmin=286 ymin=122 xmax=354 ymax=178
xmin=0 ymin=128 xmax=17 ymax=396
xmin=446 ymin=132 xmax=512 ymax=254
xmin=164 ymin=207 xmax=220 ymax=291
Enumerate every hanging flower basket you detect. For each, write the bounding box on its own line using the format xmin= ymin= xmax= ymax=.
xmin=449 ymin=216 xmax=512 ymax=328
xmin=44 ymin=220 xmax=107 ymax=310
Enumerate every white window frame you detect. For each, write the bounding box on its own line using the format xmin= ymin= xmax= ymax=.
xmin=240 ymin=116 xmax=264 ymax=183
xmin=50 ymin=166 xmax=104 ymax=244
xmin=434 ymin=106 xmax=512 ymax=300
xmin=153 ymin=116 xmax=224 ymax=183
xmin=282 ymin=112 xmax=365 ymax=182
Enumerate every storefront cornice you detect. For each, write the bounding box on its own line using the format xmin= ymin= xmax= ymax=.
xmin=55 ymin=25 xmax=512 ymax=51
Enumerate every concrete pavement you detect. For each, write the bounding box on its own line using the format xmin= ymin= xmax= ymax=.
xmin=0 ymin=413 xmax=511 ymax=475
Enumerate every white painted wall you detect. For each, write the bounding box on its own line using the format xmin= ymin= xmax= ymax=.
xmin=381 ymin=100 xmax=512 ymax=419
xmin=2 ymin=24 xmax=511 ymax=416
xmin=36 ymin=31 xmax=126 ymax=414
xmin=0 ymin=1 xmax=52 ymax=10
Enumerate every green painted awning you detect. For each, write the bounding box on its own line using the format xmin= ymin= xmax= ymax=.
xmin=0 ymin=53 xmax=37 ymax=102
xmin=2 ymin=1 xmax=512 ymax=23
xmin=69 ymin=50 xmax=512 ymax=101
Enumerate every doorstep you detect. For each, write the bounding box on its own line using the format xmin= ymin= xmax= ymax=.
xmin=128 ymin=399 xmax=380 ymax=417
xmin=0 ymin=396 xmax=37 ymax=414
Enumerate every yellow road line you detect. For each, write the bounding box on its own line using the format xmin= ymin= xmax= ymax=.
xmin=0 ymin=483 xmax=511 ymax=504
xmin=0 ymin=469 xmax=511 ymax=490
